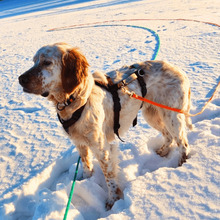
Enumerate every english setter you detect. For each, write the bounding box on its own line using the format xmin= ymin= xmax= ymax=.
xmin=18 ymin=42 xmax=192 ymax=209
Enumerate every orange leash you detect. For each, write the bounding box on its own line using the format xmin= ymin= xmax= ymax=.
xmin=123 ymin=81 xmax=220 ymax=117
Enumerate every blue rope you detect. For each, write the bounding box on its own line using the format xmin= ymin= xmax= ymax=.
xmin=93 ymin=24 xmax=160 ymax=60
xmin=74 ymin=24 xmax=161 ymax=61
xmin=125 ymin=25 xmax=160 ymax=60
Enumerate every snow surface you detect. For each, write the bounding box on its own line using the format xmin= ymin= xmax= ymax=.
xmin=0 ymin=0 xmax=219 ymax=219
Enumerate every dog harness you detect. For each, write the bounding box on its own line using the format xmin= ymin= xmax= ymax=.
xmin=95 ymin=64 xmax=147 ymax=141
xmin=57 ymin=64 xmax=147 ymax=137
xmin=57 ymin=104 xmax=86 ymax=133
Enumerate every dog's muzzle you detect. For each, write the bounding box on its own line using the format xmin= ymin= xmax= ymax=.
xmin=18 ymin=69 xmax=49 ymax=97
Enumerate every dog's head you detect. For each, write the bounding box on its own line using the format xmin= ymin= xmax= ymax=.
xmin=18 ymin=42 xmax=89 ymax=99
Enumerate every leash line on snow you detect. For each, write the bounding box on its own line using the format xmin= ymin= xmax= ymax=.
xmin=63 ymin=156 xmax=81 ymax=220
xmin=47 ymin=18 xmax=220 ymax=32
xmin=48 ymin=23 xmax=161 ymax=61
xmin=85 ymin=24 xmax=161 ymax=61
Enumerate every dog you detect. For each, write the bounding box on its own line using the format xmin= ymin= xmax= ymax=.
xmin=18 ymin=42 xmax=192 ymax=209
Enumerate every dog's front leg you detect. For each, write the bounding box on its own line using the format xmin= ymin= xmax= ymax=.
xmin=95 ymin=142 xmax=123 ymax=210
xmin=76 ymin=145 xmax=93 ymax=178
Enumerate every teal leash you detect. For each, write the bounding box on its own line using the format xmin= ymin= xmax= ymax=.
xmin=63 ymin=156 xmax=81 ymax=220
xmin=62 ymin=24 xmax=160 ymax=220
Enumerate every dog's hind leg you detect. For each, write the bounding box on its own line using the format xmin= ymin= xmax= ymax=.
xmin=142 ymin=105 xmax=173 ymax=156
xmin=76 ymin=145 xmax=93 ymax=178
xmin=156 ymin=130 xmax=173 ymax=157
xmin=161 ymin=111 xmax=190 ymax=166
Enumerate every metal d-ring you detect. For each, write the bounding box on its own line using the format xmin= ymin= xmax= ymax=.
xmin=137 ymin=69 xmax=145 ymax=77
xmin=57 ymin=102 xmax=66 ymax=111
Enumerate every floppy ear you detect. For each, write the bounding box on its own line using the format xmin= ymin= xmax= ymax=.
xmin=61 ymin=48 xmax=89 ymax=94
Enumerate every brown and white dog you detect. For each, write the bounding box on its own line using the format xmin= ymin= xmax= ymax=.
xmin=18 ymin=42 xmax=192 ymax=209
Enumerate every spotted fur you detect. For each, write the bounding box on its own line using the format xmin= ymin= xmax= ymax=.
xmin=19 ymin=42 xmax=192 ymax=209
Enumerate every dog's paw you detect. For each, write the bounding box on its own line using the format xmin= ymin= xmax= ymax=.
xmin=82 ymin=169 xmax=93 ymax=179
xmin=178 ymin=152 xmax=188 ymax=166
xmin=156 ymin=145 xmax=170 ymax=157
xmin=105 ymin=199 xmax=114 ymax=211
xmin=105 ymin=188 xmax=123 ymax=210
xmin=105 ymin=197 xmax=119 ymax=211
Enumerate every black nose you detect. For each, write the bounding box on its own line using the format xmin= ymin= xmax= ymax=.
xmin=18 ymin=75 xmax=29 ymax=86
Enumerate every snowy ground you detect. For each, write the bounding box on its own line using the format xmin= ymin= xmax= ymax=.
xmin=0 ymin=0 xmax=219 ymax=219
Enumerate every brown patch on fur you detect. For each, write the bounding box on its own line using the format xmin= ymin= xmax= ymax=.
xmin=19 ymin=42 xmax=192 ymax=209
xmin=61 ymin=48 xmax=89 ymax=94
xmin=116 ymin=187 xmax=123 ymax=198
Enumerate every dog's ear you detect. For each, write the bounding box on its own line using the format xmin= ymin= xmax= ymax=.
xmin=61 ymin=48 xmax=89 ymax=94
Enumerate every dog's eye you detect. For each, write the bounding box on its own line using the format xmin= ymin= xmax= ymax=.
xmin=43 ymin=60 xmax=52 ymax=66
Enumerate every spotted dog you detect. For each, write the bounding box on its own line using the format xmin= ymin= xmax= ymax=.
xmin=19 ymin=42 xmax=192 ymax=209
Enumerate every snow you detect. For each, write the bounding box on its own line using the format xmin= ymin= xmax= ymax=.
xmin=0 ymin=0 xmax=219 ymax=219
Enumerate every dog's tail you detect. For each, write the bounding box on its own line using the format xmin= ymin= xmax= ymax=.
xmin=185 ymin=88 xmax=193 ymax=130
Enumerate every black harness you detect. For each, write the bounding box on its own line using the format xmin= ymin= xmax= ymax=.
xmin=57 ymin=65 xmax=147 ymax=138
xmin=95 ymin=65 xmax=147 ymax=141
xmin=94 ymin=80 xmax=123 ymax=140
xmin=131 ymin=68 xmax=147 ymax=126
xmin=57 ymin=104 xmax=86 ymax=133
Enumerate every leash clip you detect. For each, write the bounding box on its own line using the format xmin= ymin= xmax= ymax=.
xmin=128 ymin=91 xmax=135 ymax=98
xmin=122 ymin=87 xmax=135 ymax=98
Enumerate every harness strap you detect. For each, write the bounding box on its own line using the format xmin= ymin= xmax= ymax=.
xmin=135 ymin=70 xmax=147 ymax=98
xmin=108 ymin=82 xmax=124 ymax=142
xmin=95 ymin=80 xmax=124 ymax=141
xmin=57 ymin=104 xmax=86 ymax=133
xmin=94 ymin=80 xmax=109 ymax=90
xmin=131 ymin=66 xmax=147 ymax=127
xmin=130 ymin=65 xmax=147 ymax=98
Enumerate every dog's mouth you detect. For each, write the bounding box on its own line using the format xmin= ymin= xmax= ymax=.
xmin=19 ymin=74 xmax=49 ymax=97
xmin=22 ymin=87 xmax=49 ymax=97
xmin=23 ymin=87 xmax=33 ymax=94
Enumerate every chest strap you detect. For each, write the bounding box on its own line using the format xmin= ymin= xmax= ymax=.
xmin=57 ymin=104 xmax=86 ymax=133
xmin=107 ymin=80 xmax=124 ymax=141
xmin=95 ymin=80 xmax=124 ymax=141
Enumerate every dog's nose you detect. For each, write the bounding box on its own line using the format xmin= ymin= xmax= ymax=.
xmin=18 ymin=75 xmax=28 ymax=86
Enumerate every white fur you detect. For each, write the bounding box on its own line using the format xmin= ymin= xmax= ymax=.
xmin=19 ymin=43 xmax=192 ymax=209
